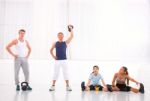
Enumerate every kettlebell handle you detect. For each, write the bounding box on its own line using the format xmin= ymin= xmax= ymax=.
xmin=21 ymin=82 xmax=28 ymax=87
xmin=68 ymin=25 xmax=73 ymax=29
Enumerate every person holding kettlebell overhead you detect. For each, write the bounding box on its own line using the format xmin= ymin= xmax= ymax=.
xmin=6 ymin=29 xmax=32 ymax=91
xmin=49 ymin=25 xmax=74 ymax=91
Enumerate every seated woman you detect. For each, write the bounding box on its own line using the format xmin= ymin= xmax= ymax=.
xmin=107 ymin=66 xmax=144 ymax=93
xmin=81 ymin=65 xmax=108 ymax=91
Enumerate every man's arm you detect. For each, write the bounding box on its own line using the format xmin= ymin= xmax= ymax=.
xmin=66 ymin=26 xmax=74 ymax=44
xmin=6 ymin=39 xmax=18 ymax=58
xmin=50 ymin=42 xmax=57 ymax=60
xmin=25 ymin=40 xmax=31 ymax=58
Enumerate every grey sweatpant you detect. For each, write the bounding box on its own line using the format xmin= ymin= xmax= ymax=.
xmin=14 ymin=57 xmax=29 ymax=85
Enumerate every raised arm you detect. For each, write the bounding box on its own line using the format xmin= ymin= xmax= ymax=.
xmin=66 ymin=25 xmax=74 ymax=44
xmin=6 ymin=39 xmax=18 ymax=58
xmin=50 ymin=42 xmax=57 ymax=60
xmin=25 ymin=40 xmax=31 ymax=58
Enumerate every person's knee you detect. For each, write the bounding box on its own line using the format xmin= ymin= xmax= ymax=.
xmin=63 ymin=72 xmax=69 ymax=79
xmin=23 ymin=69 xmax=29 ymax=76
xmin=53 ymin=74 xmax=59 ymax=80
xmin=112 ymin=87 xmax=120 ymax=91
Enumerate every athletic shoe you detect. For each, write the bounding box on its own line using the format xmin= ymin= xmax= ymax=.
xmin=16 ymin=85 xmax=20 ymax=91
xmin=81 ymin=82 xmax=85 ymax=91
xmin=49 ymin=86 xmax=55 ymax=91
xmin=27 ymin=85 xmax=32 ymax=91
xmin=66 ymin=86 xmax=72 ymax=91
xmin=107 ymin=84 xmax=112 ymax=92
xmin=139 ymin=83 xmax=144 ymax=94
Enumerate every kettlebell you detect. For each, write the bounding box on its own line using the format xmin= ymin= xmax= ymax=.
xmin=95 ymin=85 xmax=100 ymax=91
xmin=68 ymin=25 xmax=74 ymax=32
xmin=21 ymin=82 xmax=28 ymax=91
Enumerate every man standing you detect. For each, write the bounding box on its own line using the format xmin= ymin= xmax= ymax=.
xmin=6 ymin=29 xmax=32 ymax=91
xmin=49 ymin=25 xmax=74 ymax=91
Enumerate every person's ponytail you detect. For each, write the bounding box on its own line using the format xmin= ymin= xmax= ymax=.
xmin=126 ymin=70 xmax=129 ymax=85
xmin=123 ymin=66 xmax=129 ymax=85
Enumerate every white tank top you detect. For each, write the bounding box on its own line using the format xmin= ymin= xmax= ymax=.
xmin=15 ymin=39 xmax=27 ymax=57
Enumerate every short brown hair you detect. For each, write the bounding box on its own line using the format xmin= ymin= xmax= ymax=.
xmin=93 ymin=65 xmax=99 ymax=70
xmin=58 ymin=32 xmax=63 ymax=35
xmin=19 ymin=29 xmax=26 ymax=34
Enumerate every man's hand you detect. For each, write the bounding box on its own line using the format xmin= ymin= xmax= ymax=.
xmin=50 ymin=42 xmax=57 ymax=60
xmin=68 ymin=25 xmax=73 ymax=32
xmin=14 ymin=54 xmax=18 ymax=59
xmin=53 ymin=56 xmax=57 ymax=60
xmin=25 ymin=55 xmax=29 ymax=59
xmin=26 ymin=40 xmax=31 ymax=59
xmin=6 ymin=39 xmax=18 ymax=59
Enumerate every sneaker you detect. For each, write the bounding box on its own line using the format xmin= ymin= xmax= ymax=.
xmin=16 ymin=85 xmax=20 ymax=91
xmin=66 ymin=86 xmax=72 ymax=91
xmin=27 ymin=85 xmax=32 ymax=91
xmin=81 ymin=82 xmax=85 ymax=91
xmin=107 ymin=84 xmax=112 ymax=92
xmin=49 ymin=86 xmax=55 ymax=91
xmin=139 ymin=83 xmax=144 ymax=94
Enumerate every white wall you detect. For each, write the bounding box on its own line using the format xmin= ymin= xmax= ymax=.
xmin=0 ymin=0 xmax=5 ymax=58
xmin=0 ymin=0 xmax=150 ymax=62
xmin=0 ymin=0 xmax=33 ymax=58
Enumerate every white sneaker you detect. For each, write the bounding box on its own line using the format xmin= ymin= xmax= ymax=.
xmin=49 ymin=86 xmax=55 ymax=91
xmin=66 ymin=86 xmax=72 ymax=91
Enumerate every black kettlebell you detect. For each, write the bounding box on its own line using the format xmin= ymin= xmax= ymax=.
xmin=68 ymin=25 xmax=74 ymax=32
xmin=21 ymin=82 xmax=28 ymax=91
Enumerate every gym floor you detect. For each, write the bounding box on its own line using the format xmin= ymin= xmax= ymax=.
xmin=0 ymin=60 xmax=150 ymax=101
